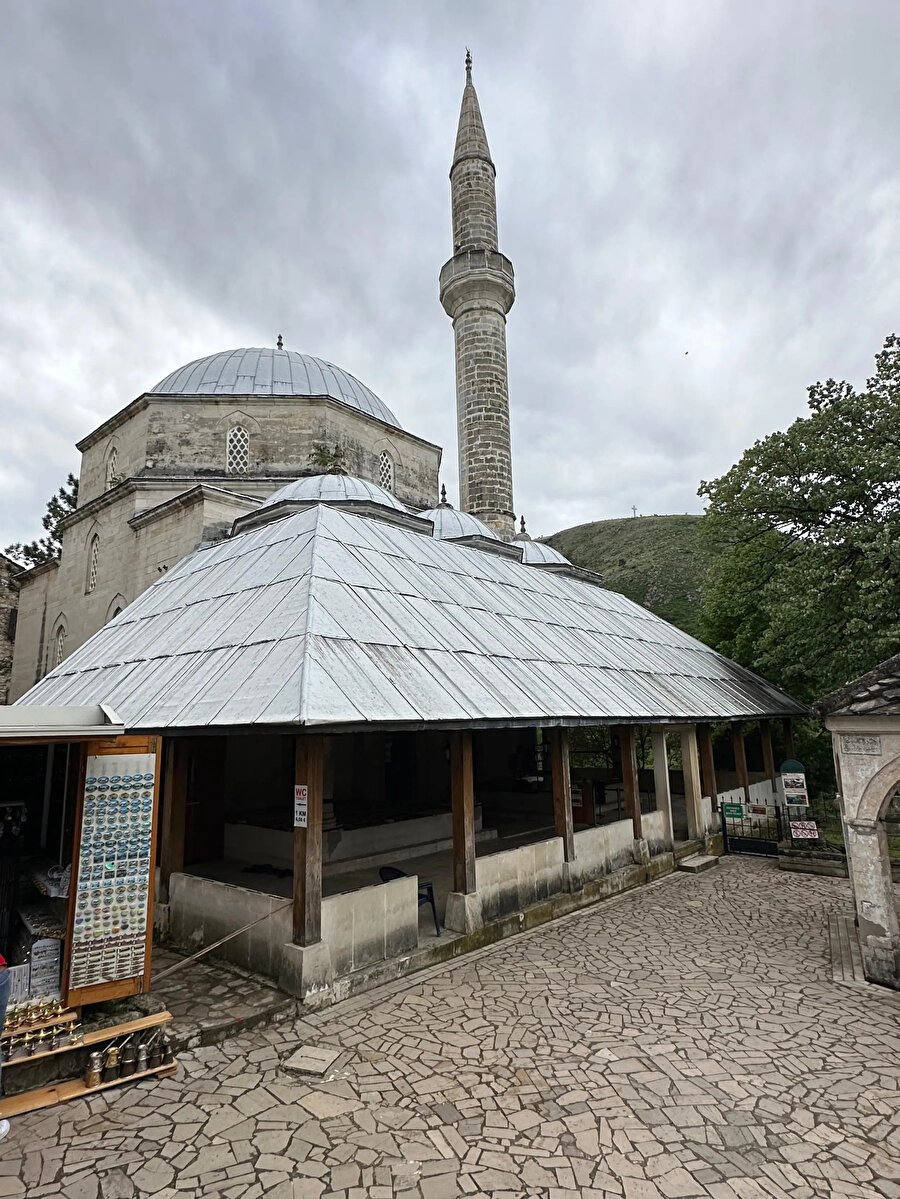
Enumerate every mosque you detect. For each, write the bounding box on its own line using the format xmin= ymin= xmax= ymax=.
xmin=9 ymin=61 xmax=804 ymax=1003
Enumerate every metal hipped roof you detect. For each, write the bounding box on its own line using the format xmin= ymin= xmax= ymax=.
xmin=15 ymin=504 xmax=805 ymax=730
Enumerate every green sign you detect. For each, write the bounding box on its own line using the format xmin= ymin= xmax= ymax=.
xmin=723 ymin=803 xmax=744 ymax=818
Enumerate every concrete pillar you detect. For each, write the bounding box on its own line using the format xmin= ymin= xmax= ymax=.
xmin=680 ymin=726 xmax=703 ymax=840
xmin=651 ymin=728 xmax=674 ymax=847
xmin=159 ymin=738 xmax=187 ymax=905
xmin=845 ymin=819 xmax=900 ymax=988
xmin=761 ymin=720 xmax=777 ymax=793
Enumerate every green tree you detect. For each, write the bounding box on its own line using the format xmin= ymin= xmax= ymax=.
xmin=698 ymin=334 xmax=900 ymax=704
xmin=4 ymin=473 xmax=79 ymax=570
xmin=308 ymin=442 xmax=348 ymax=474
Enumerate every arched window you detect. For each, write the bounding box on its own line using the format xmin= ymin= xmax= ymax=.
xmin=105 ymin=445 xmax=119 ymax=490
xmin=378 ymin=449 xmax=394 ymax=493
xmin=226 ymin=425 xmax=250 ymax=474
xmin=54 ymin=625 xmax=66 ymax=668
xmin=86 ymin=534 xmax=100 ymax=593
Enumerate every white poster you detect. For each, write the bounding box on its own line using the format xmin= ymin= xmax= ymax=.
xmin=294 ymin=784 xmax=308 ymax=829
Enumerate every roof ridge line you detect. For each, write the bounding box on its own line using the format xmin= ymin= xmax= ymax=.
xmin=297 ymin=504 xmax=328 ymax=726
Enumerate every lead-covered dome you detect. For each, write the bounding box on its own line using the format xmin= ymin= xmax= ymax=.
xmin=521 ymin=540 xmax=570 ymax=565
xmin=419 ymin=506 xmax=501 ymax=542
xmin=261 ymin=474 xmax=409 ymax=513
xmin=150 ymin=348 xmax=401 ymax=428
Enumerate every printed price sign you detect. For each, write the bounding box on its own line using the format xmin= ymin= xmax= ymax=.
xmin=790 ymin=820 xmax=819 ymax=840
xmin=294 ymin=784 xmax=308 ymax=829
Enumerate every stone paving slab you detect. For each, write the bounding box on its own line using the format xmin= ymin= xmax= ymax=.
xmin=149 ymin=945 xmax=296 ymax=1049
xmin=2 ymin=858 xmax=899 ymax=1198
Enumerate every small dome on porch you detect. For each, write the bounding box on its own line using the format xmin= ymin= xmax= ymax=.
xmin=521 ymin=540 xmax=570 ymax=566
xmin=261 ymin=474 xmax=409 ymax=513
xmin=418 ymin=506 xmax=501 ymax=542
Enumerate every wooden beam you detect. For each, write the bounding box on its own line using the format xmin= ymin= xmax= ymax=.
xmin=548 ymin=728 xmax=575 ymax=862
xmin=697 ymin=724 xmax=717 ymax=804
xmin=761 ymin=720 xmax=777 ymax=790
xmin=293 ymin=734 xmax=324 ymax=946
xmin=680 ymin=726 xmax=703 ymax=839
xmin=782 ymin=717 xmax=796 ymax=760
xmin=617 ymin=726 xmax=642 ymax=840
xmin=450 ymin=730 xmax=476 ymax=893
xmin=159 ymin=738 xmax=187 ymax=905
xmin=732 ymin=722 xmax=750 ymax=803
xmin=650 ymin=728 xmax=674 ymax=845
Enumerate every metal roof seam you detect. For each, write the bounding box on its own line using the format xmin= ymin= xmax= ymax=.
xmin=297 ymin=505 xmax=328 ymax=725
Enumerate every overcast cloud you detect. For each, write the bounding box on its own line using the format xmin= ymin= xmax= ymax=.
xmin=1 ymin=0 xmax=899 ymax=544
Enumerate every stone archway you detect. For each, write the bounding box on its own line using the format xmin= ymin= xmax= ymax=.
xmin=837 ymin=741 xmax=900 ymax=988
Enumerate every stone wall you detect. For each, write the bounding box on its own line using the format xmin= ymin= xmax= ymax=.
xmin=474 ymin=837 xmax=567 ymax=923
xmin=166 ymin=871 xmax=418 ymax=983
xmin=572 ymin=819 xmax=635 ymax=886
xmin=0 ymin=555 xmax=19 ymax=704
xmin=7 ymin=561 xmax=56 ymax=701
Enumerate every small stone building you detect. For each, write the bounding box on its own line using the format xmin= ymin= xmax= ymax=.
xmin=818 ymin=659 xmax=900 ymax=989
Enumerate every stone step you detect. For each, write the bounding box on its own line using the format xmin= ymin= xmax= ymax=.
xmin=677 ymin=854 xmax=719 ymax=874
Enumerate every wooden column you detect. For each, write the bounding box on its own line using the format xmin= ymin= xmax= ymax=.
xmin=680 ymin=726 xmax=704 ymax=840
xmin=450 ymin=730 xmax=476 ymax=894
xmin=782 ymin=717 xmax=796 ymax=759
xmin=650 ymin=728 xmax=674 ymax=845
xmin=732 ymin=722 xmax=750 ymax=804
xmin=761 ymin=720 xmax=777 ymax=791
xmin=617 ymin=726 xmax=642 ymax=840
xmin=548 ymin=727 xmax=575 ymax=862
xmin=697 ymin=724 xmax=717 ymax=805
xmin=159 ymin=738 xmax=187 ymax=905
xmin=293 ymin=734 xmax=324 ymax=946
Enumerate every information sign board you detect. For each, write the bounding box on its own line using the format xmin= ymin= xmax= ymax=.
xmin=294 ymin=784 xmax=308 ymax=829
xmin=723 ymin=803 xmax=744 ymax=818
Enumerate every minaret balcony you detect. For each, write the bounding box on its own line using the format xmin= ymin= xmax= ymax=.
xmin=439 ymin=249 xmax=516 ymax=318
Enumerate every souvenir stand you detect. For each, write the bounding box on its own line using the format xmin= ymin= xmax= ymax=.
xmin=0 ymin=706 xmax=174 ymax=1116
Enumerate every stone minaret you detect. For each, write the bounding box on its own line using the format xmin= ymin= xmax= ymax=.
xmin=440 ymin=53 xmax=516 ymax=538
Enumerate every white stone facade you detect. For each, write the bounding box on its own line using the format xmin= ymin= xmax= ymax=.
xmin=8 ymin=379 xmax=441 ymax=700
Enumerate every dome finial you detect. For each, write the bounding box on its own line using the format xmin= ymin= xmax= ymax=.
xmin=465 ymin=48 xmax=472 ymax=78
xmin=520 ymin=515 xmax=526 ymax=534
xmin=276 ymin=334 xmax=284 ymax=349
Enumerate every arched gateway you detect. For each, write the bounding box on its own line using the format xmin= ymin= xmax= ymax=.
xmin=818 ymin=655 xmax=900 ymax=989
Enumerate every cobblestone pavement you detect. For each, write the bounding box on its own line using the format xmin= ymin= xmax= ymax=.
xmin=2 ymin=857 xmax=899 ymax=1199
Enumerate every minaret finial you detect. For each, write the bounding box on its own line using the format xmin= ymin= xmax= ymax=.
xmin=276 ymin=334 xmax=284 ymax=349
xmin=440 ymin=483 xmax=447 ymax=505
xmin=465 ymin=48 xmax=472 ymax=77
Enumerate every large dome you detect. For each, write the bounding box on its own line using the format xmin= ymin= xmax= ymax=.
xmin=150 ymin=348 xmax=401 ymax=428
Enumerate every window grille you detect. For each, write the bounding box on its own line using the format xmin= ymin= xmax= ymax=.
xmin=105 ymin=446 xmax=118 ymax=490
xmin=54 ymin=626 xmax=66 ymax=667
xmin=226 ymin=426 xmax=250 ymax=474
xmin=378 ymin=450 xmax=394 ymax=492
xmin=87 ymin=535 xmax=100 ymax=593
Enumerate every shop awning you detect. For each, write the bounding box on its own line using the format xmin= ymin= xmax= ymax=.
xmin=0 ymin=704 xmax=124 ymax=741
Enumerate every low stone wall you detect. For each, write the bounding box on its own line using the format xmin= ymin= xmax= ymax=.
xmin=321 ymin=876 xmax=418 ymax=975
xmin=168 ymin=873 xmax=291 ymax=979
xmin=167 ymin=872 xmax=418 ymax=982
xmin=572 ymin=818 xmax=634 ymax=885
xmin=223 ymin=809 xmax=483 ymax=870
xmin=642 ymin=809 xmax=671 ymax=855
xmin=474 ymin=837 xmax=567 ymax=923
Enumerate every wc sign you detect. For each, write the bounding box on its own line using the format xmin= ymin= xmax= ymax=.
xmin=294 ymin=784 xmax=308 ymax=828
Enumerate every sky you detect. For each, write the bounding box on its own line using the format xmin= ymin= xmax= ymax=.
xmin=2 ymin=0 xmax=900 ymax=544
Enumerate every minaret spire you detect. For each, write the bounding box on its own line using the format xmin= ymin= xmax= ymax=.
xmin=440 ymin=55 xmax=516 ymax=538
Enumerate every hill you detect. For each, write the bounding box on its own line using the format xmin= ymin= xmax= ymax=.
xmin=543 ymin=514 xmax=717 ymax=638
